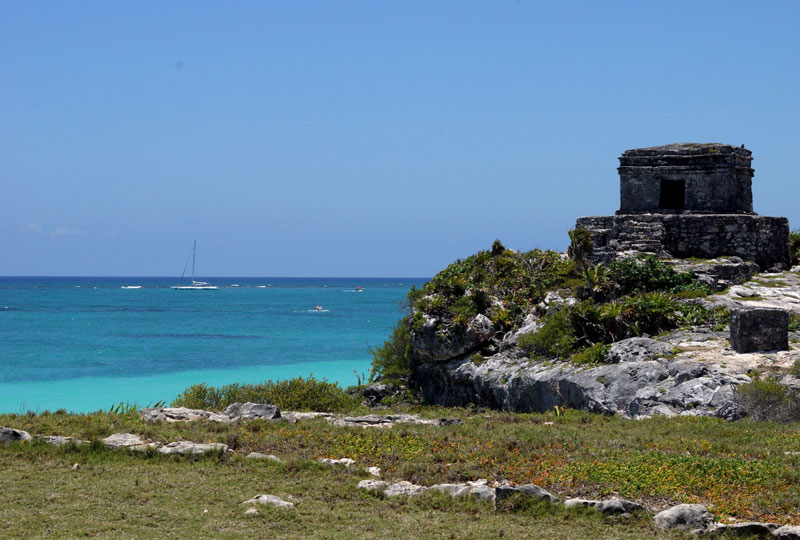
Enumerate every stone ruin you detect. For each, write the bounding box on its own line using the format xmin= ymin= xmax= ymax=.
xmin=576 ymin=143 xmax=790 ymax=270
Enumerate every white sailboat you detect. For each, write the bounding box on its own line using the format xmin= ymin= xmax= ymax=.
xmin=171 ymin=241 xmax=218 ymax=290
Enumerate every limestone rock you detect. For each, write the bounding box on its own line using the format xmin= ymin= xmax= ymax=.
xmin=36 ymin=435 xmax=89 ymax=446
xmin=606 ymin=337 xmax=674 ymax=364
xmin=246 ymin=452 xmax=282 ymax=462
xmin=242 ymin=494 xmax=295 ymax=509
xmin=495 ymin=482 xmax=558 ymax=502
xmin=221 ymin=402 xmax=281 ymax=421
xmin=243 ymin=507 xmax=259 ymax=516
xmin=773 ymin=526 xmax=800 ymax=539
xmin=430 ymin=480 xmax=495 ymax=502
xmin=564 ymin=497 xmax=644 ymax=514
xmin=410 ymin=313 xmax=495 ymax=364
xmin=318 ymin=457 xmax=355 ymax=467
xmin=357 ymin=479 xmax=427 ymax=497
xmin=357 ymin=479 xmax=388 ymax=492
xmin=0 ymin=427 xmax=32 ymax=443
xmin=157 ymin=441 xmax=228 ymax=455
xmin=383 ymin=481 xmax=428 ymax=497
xmin=280 ymin=411 xmax=334 ymax=423
xmin=653 ymin=503 xmax=714 ymax=531
xmin=331 ymin=414 xmax=461 ymax=428
xmin=366 ymin=466 xmax=381 ymax=477
xmin=138 ymin=407 xmax=232 ymax=423
xmin=711 ymin=522 xmax=778 ymax=536
xmin=102 ymin=433 xmax=146 ymax=449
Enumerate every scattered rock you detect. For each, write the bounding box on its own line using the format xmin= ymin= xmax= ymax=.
xmin=280 ymin=411 xmax=335 ymax=423
xmin=221 ymin=402 xmax=281 ymax=421
xmin=318 ymin=457 xmax=355 ymax=467
xmin=36 ymin=435 xmax=89 ymax=446
xmin=245 ymin=452 xmax=282 ymax=462
xmin=366 ymin=466 xmax=381 ymax=477
xmin=653 ymin=503 xmax=714 ymax=531
xmin=773 ymin=526 xmax=800 ymax=539
xmin=0 ymin=427 xmax=32 ymax=443
xmin=384 ymin=481 xmax=428 ymax=497
xmin=242 ymin=494 xmax=295 ymax=509
xmin=564 ymin=498 xmax=644 ymax=514
xmin=102 ymin=433 xmax=147 ymax=449
xmin=710 ymin=522 xmax=779 ymax=536
xmin=495 ymin=482 xmax=558 ymax=503
xmin=243 ymin=507 xmax=259 ymax=516
xmin=357 ymin=479 xmax=427 ymax=497
xmin=157 ymin=441 xmax=228 ymax=455
xmin=356 ymin=479 xmax=388 ymax=492
xmin=331 ymin=414 xmax=461 ymax=428
xmin=138 ymin=407 xmax=232 ymax=423
xmin=430 ymin=480 xmax=495 ymax=502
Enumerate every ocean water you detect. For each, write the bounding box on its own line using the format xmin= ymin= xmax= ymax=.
xmin=0 ymin=277 xmax=426 ymax=413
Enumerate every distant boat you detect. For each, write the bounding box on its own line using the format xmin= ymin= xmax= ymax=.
xmin=354 ymin=286 xmax=364 ymax=293
xmin=121 ymin=285 xmax=141 ymax=289
xmin=314 ymin=305 xmax=324 ymax=311
xmin=171 ymin=241 xmax=218 ymax=290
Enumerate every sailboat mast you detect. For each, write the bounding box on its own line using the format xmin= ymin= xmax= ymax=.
xmin=191 ymin=240 xmax=196 ymax=282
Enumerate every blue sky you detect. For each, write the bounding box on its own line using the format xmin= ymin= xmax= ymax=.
xmin=2 ymin=1 xmax=799 ymax=277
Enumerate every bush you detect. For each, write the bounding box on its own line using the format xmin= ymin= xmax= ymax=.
xmin=790 ymin=228 xmax=800 ymax=266
xmin=789 ymin=313 xmax=800 ymax=332
xmin=735 ymin=373 xmax=800 ymax=422
xmin=570 ymin=343 xmax=610 ymax=366
xmin=518 ymin=310 xmax=577 ymax=360
xmin=368 ymin=316 xmax=412 ymax=382
xmin=411 ymin=243 xmax=573 ymax=329
xmin=172 ymin=376 xmax=360 ymax=412
xmin=607 ymin=256 xmax=712 ymax=297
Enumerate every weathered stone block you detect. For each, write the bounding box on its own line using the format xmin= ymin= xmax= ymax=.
xmin=730 ymin=307 xmax=789 ymax=353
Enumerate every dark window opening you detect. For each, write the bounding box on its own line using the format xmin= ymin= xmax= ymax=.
xmin=659 ymin=179 xmax=685 ymax=210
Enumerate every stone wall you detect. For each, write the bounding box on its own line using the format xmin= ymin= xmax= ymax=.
xmin=618 ymin=143 xmax=753 ymax=214
xmin=576 ymin=214 xmax=790 ymax=270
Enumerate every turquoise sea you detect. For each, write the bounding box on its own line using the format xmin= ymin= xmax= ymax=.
xmin=0 ymin=277 xmax=426 ymax=414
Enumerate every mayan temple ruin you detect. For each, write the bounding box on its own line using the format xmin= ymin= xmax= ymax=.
xmin=576 ymin=143 xmax=791 ymax=270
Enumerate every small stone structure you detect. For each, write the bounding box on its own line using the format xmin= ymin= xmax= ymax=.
xmin=576 ymin=143 xmax=790 ymax=270
xmin=729 ymin=307 xmax=789 ymax=353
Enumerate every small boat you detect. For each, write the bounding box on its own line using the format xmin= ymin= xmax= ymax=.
xmin=354 ymin=286 xmax=364 ymax=293
xmin=313 ymin=305 xmax=324 ymax=311
xmin=121 ymin=285 xmax=141 ymax=289
xmin=171 ymin=241 xmax=218 ymax=290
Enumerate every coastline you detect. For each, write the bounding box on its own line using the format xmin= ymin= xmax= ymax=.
xmin=0 ymin=359 xmax=368 ymax=414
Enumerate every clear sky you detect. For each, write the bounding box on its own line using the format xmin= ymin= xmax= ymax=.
xmin=3 ymin=1 xmax=799 ymax=277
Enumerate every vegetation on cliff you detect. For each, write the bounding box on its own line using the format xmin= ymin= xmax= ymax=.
xmin=370 ymin=233 xmax=716 ymax=379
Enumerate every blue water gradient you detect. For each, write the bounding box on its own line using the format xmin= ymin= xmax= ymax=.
xmin=0 ymin=277 xmax=426 ymax=413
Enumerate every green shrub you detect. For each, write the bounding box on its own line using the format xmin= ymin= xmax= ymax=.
xmin=790 ymin=228 xmax=800 ymax=265
xmin=368 ymin=316 xmax=412 ymax=382
xmin=171 ymin=376 xmax=360 ymax=412
xmin=736 ymin=373 xmax=800 ymax=422
xmin=607 ymin=256 xmax=712 ymax=296
xmin=570 ymin=343 xmax=610 ymax=366
xmin=412 ymin=243 xmax=573 ymax=328
xmin=789 ymin=313 xmax=800 ymax=332
xmin=518 ymin=310 xmax=577 ymax=360
xmin=789 ymin=359 xmax=800 ymax=377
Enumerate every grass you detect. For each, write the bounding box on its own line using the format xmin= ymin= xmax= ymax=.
xmin=1 ymin=407 xmax=799 ymax=538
